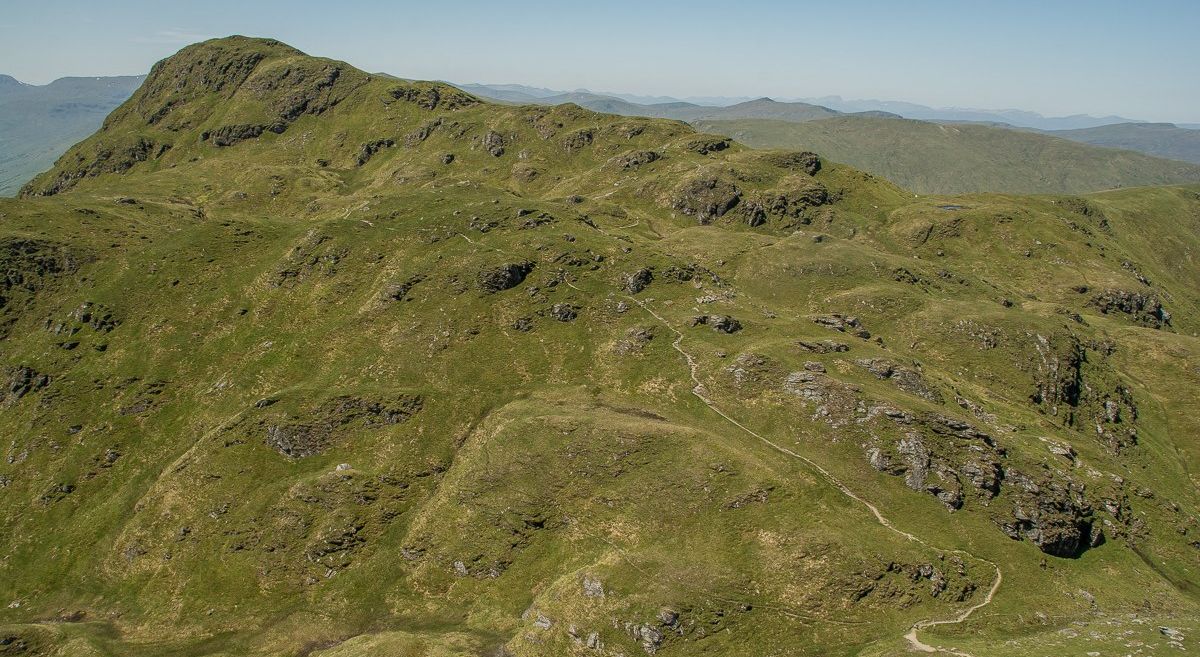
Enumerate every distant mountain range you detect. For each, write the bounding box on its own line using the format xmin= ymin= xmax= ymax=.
xmin=457 ymin=83 xmax=1165 ymax=131
xmin=1046 ymin=122 xmax=1200 ymax=165
xmin=695 ymin=116 xmax=1200 ymax=194
xmin=4 ymin=74 xmax=1199 ymax=196
xmin=794 ymin=95 xmax=1141 ymax=131
xmin=0 ymin=73 xmax=145 ymax=195
xmin=458 ymin=83 xmax=1200 ymax=186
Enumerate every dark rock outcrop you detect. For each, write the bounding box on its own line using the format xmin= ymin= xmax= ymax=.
xmin=482 ymin=130 xmax=506 ymax=157
xmin=670 ymin=177 xmax=741 ymax=224
xmin=624 ymin=267 xmax=653 ymax=294
xmin=1088 ymin=289 xmax=1171 ymax=328
xmin=2 ymin=366 xmax=51 ymax=405
xmin=856 ymin=358 xmax=943 ymax=403
xmin=996 ymin=470 xmax=1099 ymax=558
xmin=813 ymin=314 xmax=870 ymax=339
xmin=355 ymin=138 xmax=395 ymax=165
xmin=609 ymin=150 xmax=660 ymax=170
xmin=478 ymin=261 xmax=534 ymax=293
xmin=766 ymin=151 xmax=822 ymax=175
xmin=692 ymin=314 xmax=742 ymax=333
xmin=265 ymin=394 xmax=422 ymax=458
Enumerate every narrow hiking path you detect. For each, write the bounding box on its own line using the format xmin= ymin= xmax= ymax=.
xmin=624 ymin=294 xmax=1003 ymax=656
xmin=454 ymin=224 xmax=1002 ymax=653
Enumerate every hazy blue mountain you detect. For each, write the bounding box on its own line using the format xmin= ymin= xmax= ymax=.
xmin=795 ymin=95 xmax=1140 ymax=130
xmin=1047 ymin=122 xmax=1200 ymax=165
xmin=0 ymin=74 xmax=143 ymax=195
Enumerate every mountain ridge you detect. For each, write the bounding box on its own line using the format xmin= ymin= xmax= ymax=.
xmin=1 ymin=35 xmax=1199 ymax=657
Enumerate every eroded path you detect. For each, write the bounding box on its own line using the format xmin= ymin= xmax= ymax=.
xmin=457 ymin=222 xmax=1002 ymax=653
xmin=626 ymin=295 xmax=1003 ymax=656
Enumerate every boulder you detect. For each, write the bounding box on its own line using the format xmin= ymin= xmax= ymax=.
xmin=477 ymin=261 xmax=534 ymax=293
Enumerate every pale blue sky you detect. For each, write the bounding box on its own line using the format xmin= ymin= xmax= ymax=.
xmin=2 ymin=0 xmax=1197 ymax=122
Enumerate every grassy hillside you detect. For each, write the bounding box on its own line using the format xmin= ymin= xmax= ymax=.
xmin=1 ymin=37 xmax=1199 ymax=657
xmin=1049 ymin=122 xmax=1200 ymax=165
xmin=0 ymin=74 xmax=143 ymax=196
xmin=696 ymin=116 xmax=1200 ymax=194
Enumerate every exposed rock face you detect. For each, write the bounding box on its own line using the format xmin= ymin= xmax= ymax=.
xmin=1030 ymin=333 xmax=1084 ymax=415
xmin=355 ymin=138 xmax=395 ymax=165
xmin=206 ymin=123 xmax=283 ymax=147
xmin=692 ymin=314 xmax=742 ymax=333
xmin=996 ymin=470 xmax=1099 ymax=557
xmin=1029 ymin=332 xmax=1139 ymax=453
xmin=264 ymin=394 xmax=422 ymax=458
xmin=2 ymin=366 xmax=51 ymax=405
xmin=25 ymin=137 xmax=159 ymax=195
xmin=670 ymin=177 xmax=741 ymax=223
xmin=482 ymin=130 xmax=506 ymax=157
xmin=561 ymin=128 xmax=594 ymax=152
xmin=477 ymin=261 xmax=534 ymax=293
xmin=864 ymin=412 xmax=1003 ymax=512
xmin=1088 ymin=289 xmax=1171 ymax=328
xmin=796 ymin=339 xmax=850 ymax=354
xmin=549 ymin=303 xmax=579 ymax=322
xmin=388 ymin=83 xmax=478 ymax=111
xmin=855 ymin=358 xmax=943 ymax=403
xmin=766 ymin=151 xmax=822 ymax=175
xmin=609 ymin=150 xmax=660 ymax=170
xmin=813 ymin=314 xmax=870 ymax=339
xmin=624 ymin=267 xmax=654 ymax=294
xmin=750 ymin=176 xmax=830 ymax=221
xmin=403 ymin=118 xmax=442 ymax=147
xmin=682 ymin=136 xmax=730 ymax=155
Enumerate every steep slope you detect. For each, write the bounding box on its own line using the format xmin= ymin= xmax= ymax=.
xmin=2 ymin=36 xmax=1200 ymax=657
xmin=0 ymin=74 xmax=143 ymax=196
xmin=696 ymin=116 xmax=1200 ymax=194
xmin=1049 ymin=122 xmax=1200 ymax=165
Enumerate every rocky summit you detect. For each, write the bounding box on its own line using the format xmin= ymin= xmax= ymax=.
xmin=1 ymin=36 xmax=1198 ymax=657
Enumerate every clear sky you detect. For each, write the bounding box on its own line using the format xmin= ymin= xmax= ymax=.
xmin=2 ymin=0 xmax=1197 ymax=122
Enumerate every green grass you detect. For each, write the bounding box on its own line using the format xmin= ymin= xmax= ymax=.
xmin=695 ymin=116 xmax=1200 ymax=194
xmin=0 ymin=36 xmax=1197 ymax=657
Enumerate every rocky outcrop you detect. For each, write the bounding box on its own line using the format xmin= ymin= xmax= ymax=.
xmin=796 ymin=339 xmax=849 ymax=353
xmin=692 ymin=314 xmax=742 ymax=333
xmin=613 ymin=326 xmax=655 ymax=355
xmin=864 ymin=413 xmax=1003 ymax=512
xmin=765 ymin=151 xmax=822 ymax=175
xmin=1029 ymin=332 xmax=1139 ymax=453
xmin=264 ymin=394 xmax=422 ymax=458
xmin=205 ymin=123 xmax=283 ymax=147
xmin=482 ymin=130 xmax=506 ymax=157
xmin=669 ymin=177 xmax=741 ymax=223
xmin=387 ymin=83 xmax=478 ymax=111
xmin=813 ymin=314 xmax=870 ymax=339
xmin=1088 ymin=289 xmax=1171 ymax=328
xmin=995 ymin=469 xmax=1100 ymax=557
xmin=623 ymin=267 xmax=654 ymax=294
xmin=2 ymin=366 xmax=51 ymax=406
xmin=477 ymin=261 xmax=534 ymax=293
xmin=855 ymin=358 xmax=943 ymax=403
xmin=749 ymin=176 xmax=830 ymax=221
xmin=561 ymin=128 xmax=595 ymax=153
xmin=549 ymin=303 xmax=579 ymax=322
xmin=23 ymin=137 xmax=159 ymax=195
xmin=355 ymin=138 xmax=395 ymax=165
xmin=682 ymin=136 xmax=730 ymax=155
xmin=609 ymin=150 xmax=660 ymax=170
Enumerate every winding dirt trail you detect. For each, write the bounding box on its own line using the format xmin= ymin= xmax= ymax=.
xmin=455 ymin=223 xmax=1001 ymax=653
xmin=625 ymin=295 xmax=1003 ymax=656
